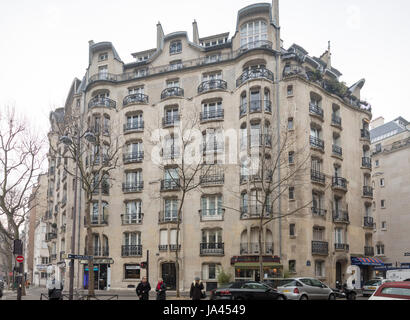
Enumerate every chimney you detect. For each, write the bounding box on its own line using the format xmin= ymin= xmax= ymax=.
xmin=88 ymin=40 xmax=95 ymax=66
xmin=370 ymin=117 xmax=385 ymax=130
xmin=88 ymin=40 xmax=95 ymax=47
xmin=272 ymin=0 xmax=280 ymax=27
xmin=157 ymin=22 xmax=164 ymax=50
xmin=193 ymin=20 xmax=199 ymax=45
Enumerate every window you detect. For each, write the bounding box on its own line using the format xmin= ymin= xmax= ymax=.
xmin=289 ymin=224 xmax=296 ymax=237
xmin=376 ymin=244 xmax=385 ymax=255
xmin=289 ymin=187 xmax=295 ymax=200
xmin=201 ymin=195 xmax=223 ymax=219
xmin=125 ymin=200 xmax=142 ymax=224
xmin=381 ymin=221 xmax=387 ymax=230
xmin=124 ymin=264 xmax=141 ymax=280
xmin=167 ymin=79 xmax=180 ymax=88
xmin=288 ymin=152 xmax=294 ymax=164
xmin=381 ymin=200 xmax=386 ymax=208
xmin=315 ymin=261 xmax=325 ymax=278
xmin=98 ymin=65 xmax=108 ymax=79
xmin=287 ymin=85 xmax=293 ymax=96
xmin=313 ymin=227 xmax=325 ymax=241
xmin=335 ymin=228 xmax=344 ymax=244
xmin=99 ymin=52 xmax=108 ymax=61
xmin=202 ymin=263 xmax=221 ymax=280
xmin=169 ymin=60 xmax=183 ymax=71
xmin=129 ymin=87 xmax=144 ymax=95
xmin=288 ymin=118 xmax=294 ymax=130
xmin=240 ymin=20 xmax=268 ymax=48
xmin=205 ymin=54 xmax=221 ymax=64
xmin=376 ymin=144 xmax=382 ymax=153
xmin=202 ymin=72 xmax=222 ymax=82
xmin=289 ymin=260 xmax=296 ymax=273
xmin=170 ymin=41 xmax=182 ymax=54
xmin=202 ymin=229 xmax=222 ymax=244
xmin=380 ymin=178 xmax=385 ymax=187
xmin=164 ymin=199 xmax=178 ymax=220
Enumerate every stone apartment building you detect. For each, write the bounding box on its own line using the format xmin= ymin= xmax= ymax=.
xmin=44 ymin=1 xmax=375 ymax=292
xmin=370 ymin=117 xmax=410 ymax=275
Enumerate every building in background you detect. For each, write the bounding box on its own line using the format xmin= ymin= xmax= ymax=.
xmin=370 ymin=116 xmax=410 ymax=276
xmin=44 ymin=1 xmax=374 ymax=291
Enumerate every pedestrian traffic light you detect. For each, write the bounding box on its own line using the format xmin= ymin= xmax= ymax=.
xmin=13 ymin=240 xmax=23 ymax=255
xmin=140 ymin=262 xmax=147 ymax=269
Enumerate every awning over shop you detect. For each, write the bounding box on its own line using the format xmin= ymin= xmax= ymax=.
xmin=234 ymin=262 xmax=282 ymax=269
xmin=351 ymin=257 xmax=384 ymax=266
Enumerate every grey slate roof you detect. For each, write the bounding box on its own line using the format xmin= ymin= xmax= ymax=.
xmin=370 ymin=120 xmax=407 ymax=141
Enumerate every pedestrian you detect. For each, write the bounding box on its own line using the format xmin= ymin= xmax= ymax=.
xmin=136 ymin=276 xmax=151 ymax=300
xmin=47 ymin=273 xmax=63 ymax=300
xmin=156 ymin=278 xmax=167 ymax=300
xmin=190 ymin=277 xmax=205 ymax=301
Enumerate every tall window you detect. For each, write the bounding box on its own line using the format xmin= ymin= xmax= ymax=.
xmin=315 ymin=261 xmax=325 ymax=277
xmin=164 ymin=199 xmax=178 ymax=221
xmin=170 ymin=41 xmax=182 ymax=54
xmin=202 ymin=229 xmax=222 ymax=244
xmin=240 ymin=20 xmax=268 ymax=48
xmin=335 ymin=228 xmax=344 ymax=244
xmin=125 ymin=201 xmax=142 ymax=224
xmin=129 ymin=87 xmax=144 ymax=95
xmin=201 ymin=195 xmax=223 ymax=219
xmin=127 ymin=114 xmax=143 ymax=129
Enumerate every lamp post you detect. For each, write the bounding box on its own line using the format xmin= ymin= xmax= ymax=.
xmin=60 ymin=129 xmax=95 ymax=300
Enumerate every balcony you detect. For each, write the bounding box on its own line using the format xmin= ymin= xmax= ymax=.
xmin=335 ymin=243 xmax=350 ymax=252
xmin=158 ymin=211 xmax=180 ymax=224
xmin=123 ymin=93 xmax=149 ymax=106
xmin=123 ymin=152 xmax=144 ymax=164
xmin=202 ymin=142 xmax=224 ymax=155
xmin=161 ymin=87 xmax=184 ymax=100
xmin=160 ymin=179 xmax=181 ymax=191
xmin=163 ymin=115 xmax=180 ymax=128
xmin=310 ymin=136 xmax=324 ymax=151
xmin=170 ymin=244 xmax=182 ymax=252
xmin=364 ymin=216 xmax=375 ymax=229
xmin=200 ymin=243 xmax=224 ymax=256
xmin=365 ymin=246 xmax=375 ymax=257
xmin=121 ymin=245 xmax=143 ymax=257
xmin=236 ymin=67 xmax=274 ymax=87
xmin=361 ymin=129 xmax=370 ymax=141
xmin=363 ymin=186 xmax=374 ymax=198
xmin=240 ymin=242 xmax=274 ymax=255
xmin=88 ymin=97 xmax=116 ymax=110
xmin=199 ymin=209 xmax=224 ymax=222
xmin=331 ymin=115 xmax=342 ymax=127
xmin=333 ymin=210 xmax=350 ymax=224
xmin=238 ymin=40 xmax=273 ymax=53
xmin=159 ymin=245 xmax=168 ymax=252
xmin=121 ymin=213 xmax=143 ymax=225
xmin=240 ymin=206 xmax=272 ymax=220
xmin=199 ymin=172 xmax=224 ymax=186
xmin=362 ymin=157 xmax=372 ymax=169
xmin=309 ymin=103 xmax=324 ymax=119
xmin=122 ymin=182 xmax=144 ymax=193
xmin=249 ymin=100 xmax=272 ymax=113
xmin=312 ymin=241 xmax=329 ymax=256
xmin=332 ymin=145 xmax=343 ymax=158
xmin=311 ymin=170 xmax=326 ymax=185
xmin=198 ymin=79 xmax=227 ymax=94
xmin=283 ymin=65 xmax=306 ymax=78
xmin=162 ymin=147 xmax=180 ymax=160
xmin=332 ymin=177 xmax=348 ymax=192
xmin=92 ymin=184 xmax=110 ymax=196
xmin=311 ymin=207 xmax=327 ymax=218
xmin=200 ymin=110 xmax=224 ymax=122
xmin=86 ymin=215 xmax=109 ymax=226
xmin=45 ymin=233 xmax=57 ymax=242
xmin=124 ymin=122 xmax=144 ymax=133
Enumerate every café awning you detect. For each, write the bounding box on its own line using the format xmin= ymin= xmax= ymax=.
xmin=351 ymin=257 xmax=384 ymax=266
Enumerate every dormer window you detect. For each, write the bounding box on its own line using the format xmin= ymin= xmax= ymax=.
xmin=169 ymin=60 xmax=183 ymax=71
xmin=170 ymin=41 xmax=182 ymax=55
xmin=240 ymin=20 xmax=268 ymax=49
xmin=99 ymin=52 xmax=108 ymax=61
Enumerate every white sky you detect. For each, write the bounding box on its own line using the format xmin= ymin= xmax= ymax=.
xmin=1 ymin=0 xmax=409 ymax=139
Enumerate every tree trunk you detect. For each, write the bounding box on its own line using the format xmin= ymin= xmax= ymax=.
xmin=259 ymin=217 xmax=264 ymax=283
xmin=85 ymin=200 xmax=95 ymax=297
xmin=175 ymin=192 xmax=185 ymax=298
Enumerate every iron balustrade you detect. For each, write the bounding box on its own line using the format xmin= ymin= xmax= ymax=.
xmin=121 ymin=245 xmax=143 ymax=257
xmin=312 ymin=207 xmax=327 ymax=217
xmin=121 ymin=214 xmax=143 ymax=225
xmin=124 ymin=122 xmax=144 ymax=132
xmin=240 ymin=206 xmax=272 ymax=219
xmin=88 ymin=97 xmax=116 ymax=110
xmin=333 ymin=210 xmax=350 ymax=223
xmin=200 ymin=110 xmax=224 ymax=122
xmin=202 ymin=142 xmax=224 ymax=155
xmin=332 ymin=114 xmax=342 ymax=127
xmin=86 ymin=214 xmax=108 ymax=226
xmin=240 ymin=243 xmax=249 ymax=255
xmin=363 ymin=186 xmax=374 ymax=197
xmin=309 ymin=103 xmax=324 ymax=118
xmin=312 ymin=241 xmax=329 ymax=255
xmin=362 ymin=157 xmax=372 ymax=169
xmin=364 ymin=216 xmax=374 ymax=228
xmin=335 ymin=244 xmax=349 ymax=251
xmin=123 ymin=152 xmax=144 ymax=164
xmin=161 ymin=87 xmax=184 ymax=100
xmin=170 ymin=244 xmax=182 ymax=251
xmin=236 ymin=67 xmax=274 ymax=87
xmin=158 ymin=211 xmax=180 ymax=223
xmin=364 ymin=246 xmax=375 ymax=257
xmin=238 ymin=40 xmax=273 ymax=53
xmin=311 ymin=170 xmax=326 ymax=184
xmin=160 ymin=179 xmax=181 ymax=191
xmin=200 ymin=173 xmax=225 ymax=186
xmin=283 ymin=65 xmax=306 ymax=78
xmin=159 ymin=245 xmax=168 ymax=251
xmin=163 ymin=115 xmax=180 ymax=127
xmin=123 ymin=93 xmax=149 ymax=106
xmin=199 ymin=209 xmax=224 ymax=221
xmin=198 ymin=79 xmax=227 ymax=94
xmin=310 ymin=136 xmax=325 ymax=150
xmin=200 ymin=243 xmax=224 ymax=255
xmin=122 ymin=182 xmax=144 ymax=193
xmin=88 ymin=73 xmax=117 ymax=83
xmin=332 ymin=177 xmax=347 ymax=190
xmin=361 ymin=129 xmax=370 ymax=140
xmin=332 ymin=145 xmax=343 ymax=157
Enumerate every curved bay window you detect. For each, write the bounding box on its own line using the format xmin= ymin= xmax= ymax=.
xmin=240 ymin=20 xmax=268 ymax=50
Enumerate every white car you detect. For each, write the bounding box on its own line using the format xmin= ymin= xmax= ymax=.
xmin=369 ymin=282 xmax=410 ymax=300
xmin=362 ymin=278 xmax=393 ymax=297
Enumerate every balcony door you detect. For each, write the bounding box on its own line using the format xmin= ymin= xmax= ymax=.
xmin=164 ymin=199 xmax=178 ymax=221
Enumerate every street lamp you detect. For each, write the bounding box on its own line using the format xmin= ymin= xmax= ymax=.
xmin=60 ymin=130 xmax=96 ymax=300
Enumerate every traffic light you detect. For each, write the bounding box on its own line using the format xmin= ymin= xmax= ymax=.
xmin=13 ymin=240 xmax=23 ymax=255
xmin=140 ymin=262 xmax=147 ymax=269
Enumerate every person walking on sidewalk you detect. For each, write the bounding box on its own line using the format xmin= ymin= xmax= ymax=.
xmin=136 ymin=276 xmax=151 ymax=300
xmin=156 ymin=278 xmax=167 ymax=300
xmin=190 ymin=277 xmax=205 ymax=301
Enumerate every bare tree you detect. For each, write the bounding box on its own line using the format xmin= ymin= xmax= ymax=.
xmin=0 ymin=231 xmax=13 ymax=288
xmin=148 ymin=106 xmax=215 ymax=297
xmin=0 ymin=106 xmax=44 ymax=298
xmin=50 ymin=108 xmax=122 ymax=297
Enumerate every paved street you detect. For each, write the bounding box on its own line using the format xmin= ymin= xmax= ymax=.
xmin=1 ymin=286 xmax=369 ymax=300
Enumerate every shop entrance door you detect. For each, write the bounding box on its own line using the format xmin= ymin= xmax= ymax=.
xmin=162 ymin=263 xmax=176 ymax=290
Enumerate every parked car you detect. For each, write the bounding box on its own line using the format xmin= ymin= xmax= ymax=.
xmin=276 ymin=278 xmax=335 ymax=300
xmin=369 ymin=281 xmax=410 ymax=300
xmin=210 ymin=281 xmax=287 ymax=300
xmin=0 ymin=280 xmax=4 ymax=298
xmin=362 ymin=278 xmax=394 ymax=297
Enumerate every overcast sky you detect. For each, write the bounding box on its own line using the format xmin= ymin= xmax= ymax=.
xmin=1 ymin=0 xmax=409 ymax=138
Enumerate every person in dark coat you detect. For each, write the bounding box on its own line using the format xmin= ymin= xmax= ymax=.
xmin=190 ymin=277 xmax=205 ymax=300
xmin=136 ymin=277 xmax=151 ymax=300
xmin=155 ymin=278 xmax=167 ymax=300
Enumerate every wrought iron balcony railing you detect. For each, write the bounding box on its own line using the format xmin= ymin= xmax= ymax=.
xmin=124 ymin=122 xmax=144 ymax=133
xmin=123 ymin=93 xmax=149 ymax=106
xmin=361 ymin=129 xmax=370 ymax=140
xmin=239 ymin=242 xmax=274 ymax=255
xmin=310 ymin=136 xmax=324 ymax=151
xmin=334 ymin=243 xmax=350 ymax=252
xmin=365 ymin=246 xmax=374 ymax=257
xmin=236 ymin=67 xmax=274 ymax=87
xmin=163 ymin=115 xmax=180 ymax=127
xmin=333 ymin=210 xmax=350 ymax=224
xmin=362 ymin=157 xmax=372 ymax=169
xmin=200 ymin=110 xmax=224 ymax=122
xmin=123 ymin=152 xmax=144 ymax=164
xmin=240 ymin=103 xmax=247 ymax=117
xmin=122 ymin=182 xmax=144 ymax=193
xmin=332 ymin=145 xmax=343 ymax=157
xmin=312 ymin=241 xmax=329 ymax=255
xmin=363 ymin=186 xmax=374 ymax=198
xmin=160 ymin=179 xmax=181 ymax=191
xmin=332 ymin=177 xmax=348 ymax=190
xmin=88 ymin=97 xmax=116 ymax=110
xmin=200 ymin=243 xmax=224 ymax=256
xmin=121 ymin=245 xmax=143 ymax=257
xmin=158 ymin=211 xmax=181 ymax=224
xmin=332 ymin=114 xmax=342 ymax=127
xmin=161 ymin=87 xmax=184 ymax=100
xmin=311 ymin=170 xmax=326 ymax=184
xmin=312 ymin=207 xmax=327 ymax=217
xmin=45 ymin=233 xmax=57 ymax=242
xmin=199 ymin=173 xmax=224 ymax=186
xmin=364 ymin=216 xmax=375 ymax=228
xmin=121 ymin=214 xmax=143 ymax=225
xmin=199 ymin=209 xmax=224 ymax=221
xmin=198 ymin=79 xmax=227 ymax=94
xmin=309 ymin=103 xmax=324 ymax=118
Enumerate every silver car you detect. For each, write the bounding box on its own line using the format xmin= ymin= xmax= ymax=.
xmin=362 ymin=279 xmax=393 ymax=297
xmin=277 ymin=278 xmax=335 ymax=300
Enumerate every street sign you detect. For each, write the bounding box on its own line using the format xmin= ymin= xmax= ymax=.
xmin=16 ymin=256 xmax=24 ymax=263
xmin=64 ymin=254 xmax=93 ymax=260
